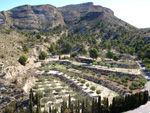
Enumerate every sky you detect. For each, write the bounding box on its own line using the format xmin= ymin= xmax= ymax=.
xmin=0 ymin=0 xmax=150 ymax=28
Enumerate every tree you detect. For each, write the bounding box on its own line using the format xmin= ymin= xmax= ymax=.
xmin=36 ymin=93 xmax=41 ymax=113
xmin=29 ymin=89 xmax=34 ymax=113
xmin=113 ymin=55 xmax=119 ymax=61
xmin=18 ymin=55 xmax=28 ymax=65
xmin=49 ymin=43 xmax=56 ymax=53
xmin=144 ymin=48 xmax=150 ymax=59
xmin=82 ymin=101 xmax=85 ymax=113
xmin=89 ymin=48 xmax=99 ymax=59
xmin=61 ymin=42 xmax=73 ymax=54
xmin=39 ymin=51 xmax=47 ymax=60
xmin=68 ymin=95 xmax=71 ymax=109
xmin=106 ymin=51 xmax=114 ymax=59
xmin=97 ymin=96 xmax=101 ymax=112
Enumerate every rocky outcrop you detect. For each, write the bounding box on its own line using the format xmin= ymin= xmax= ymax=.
xmin=58 ymin=2 xmax=114 ymax=24
xmin=0 ymin=5 xmax=65 ymax=31
xmin=0 ymin=2 xmax=115 ymax=31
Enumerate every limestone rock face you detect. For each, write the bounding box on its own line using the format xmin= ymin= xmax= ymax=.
xmin=0 ymin=2 xmax=115 ymax=31
xmin=0 ymin=5 xmax=65 ymax=31
xmin=58 ymin=2 xmax=114 ymax=24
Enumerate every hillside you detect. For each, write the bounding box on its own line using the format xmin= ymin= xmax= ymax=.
xmin=0 ymin=2 xmax=150 ymax=113
xmin=0 ymin=2 xmax=134 ymax=31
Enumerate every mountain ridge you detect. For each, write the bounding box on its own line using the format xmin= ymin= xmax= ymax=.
xmin=0 ymin=2 xmax=125 ymax=31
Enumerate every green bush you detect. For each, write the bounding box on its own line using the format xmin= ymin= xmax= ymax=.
xmin=132 ymin=82 xmax=138 ymax=87
xmin=38 ymin=76 xmax=45 ymax=82
xmin=139 ymin=78 xmax=147 ymax=85
xmin=23 ymin=44 xmax=29 ymax=53
xmin=44 ymin=87 xmax=52 ymax=93
xmin=106 ymin=63 xmax=111 ymax=68
xmin=96 ymin=90 xmax=101 ymax=95
xmin=97 ymin=74 xmax=101 ymax=78
xmin=90 ymin=86 xmax=96 ymax=91
xmin=86 ymin=83 xmax=90 ymax=87
xmin=33 ymin=84 xmax=39 ymax=89
xmin=99 ymin=62 xmax=105 ymax=66
xmin=81 ymin=80 xmax=86 ymax=84
xmin=55 ymin=88 xmax=61 ymax=93
xmin=124 ymin=83 xmax=128 ymax=87
xmin=92 ymin=72 xmax=96 ymax=76
xmin=92 ymin=62 xmax=98 ymax=65
xmin=18 ymin=55 xmax=28 ymax=65
xmin=39 ymin=51 xmax=47 ymax=60
xmin=129 ymin=85 xmax=135 ymax=90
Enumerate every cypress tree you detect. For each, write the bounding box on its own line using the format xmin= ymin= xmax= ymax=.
xmin=97 ymin=96 xmax=101 ymax=112
xmin=36 ymin=93 xmax=41 ymax=113
xmin=49 ymin=105 xmax=51 ymax=113
xmin=69 ymin=95 xmax=71 ymax=109
xmin=144 ymin=90 xmax=149 ymax=103
xmin=82 ymin=101 xmax=85 ymax=113
xmin=92 ymin=98 xmax=95 ymax=113
xmin=77 ymin=100 xmax=80 ymax=113
xmin=29 ymin=89 xmax=34 ymax=113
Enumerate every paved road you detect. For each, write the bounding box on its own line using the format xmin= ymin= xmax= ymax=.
xmin=126 ymin=62 xmax=150 ymax=113
xmin=126 ymin=101 xmax=150 ymax=113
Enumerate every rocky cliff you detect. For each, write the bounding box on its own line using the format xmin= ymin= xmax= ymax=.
xmin=0 ymin=2 xmax=117 ymax=31
xmin=0 ymin=4 xmax=65 ymax=31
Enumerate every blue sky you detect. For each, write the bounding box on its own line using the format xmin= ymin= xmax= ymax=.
xmin=0 ymin=0 xmax=150 ymax=28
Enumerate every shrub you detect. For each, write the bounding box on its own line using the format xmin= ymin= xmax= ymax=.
xmin=99 ymin=62 xmax=105 ymax=66
xmin=23 ymin=44 xmax=29 ymax=53
xmin=86 ymin=83 xmax=90 ymax=87
xmin=45 ymin=68 xmax=49 ymax=72
xmin=55 ymin=88 xmax=61 ymax=93
xmin=90 ymin=86 xmax=96 ymax=91
xmin=129 ymin=85 xmax=135 ymax=90
xmin=139 ymin=78 xmax=147 ymax=85
xmin=117 ymin=80 xmax=121 ymax=84
xmin=44 ymin=87 xmax=52 ymax=93
xmin=38 ymin=76 xmax=45 ymax=82
xmin=81 ymin=80 xmax=86 ymax=84
xmin=108 ymin=74 xmax=113 ymax=81
xmin=132 ymin=82 xmax=138 ymax=87
xmin=106 ymin=63 xmax=111 ymax=68
xmin=92 ymin=62 xmax=98 ymax=65
xmin=97 ymin=74 xmax=101 ymax=78
xmin=92 ymin=72 xmax=96 ymax=76
xmin=33 ymin=84 xmax=38 ymax=89
xmin=124 ymin=83 xmax=128 ymax=87
xmin=18 ymin=55 xmax=28 ymax=65
xmin=39 ymin=51 xmax=47 ymax=60
xmin=96 ymin=90 xmax=101 ymax=95
xmin=71 ymin=52 xmax=78 ymax=57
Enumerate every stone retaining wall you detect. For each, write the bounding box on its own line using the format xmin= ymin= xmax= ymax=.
xmin=53 ymin=60 xmax=143 ymax=79
xmin=53 ymin=68 xmax=130 ymax=95
xmin=43 ymin=73 xmax=93 ymax=101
